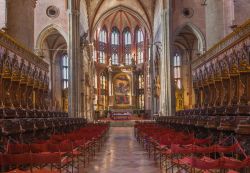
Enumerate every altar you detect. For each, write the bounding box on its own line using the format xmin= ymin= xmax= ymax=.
xmin=110 ymin=110 xmax=132 ymax=120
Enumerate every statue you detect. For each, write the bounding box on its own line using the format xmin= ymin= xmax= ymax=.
xmin=154 ymin=75 xmax=160 ymax=97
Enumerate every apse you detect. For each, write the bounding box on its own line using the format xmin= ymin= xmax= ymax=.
xmin=92 ymin=9 xmax=151 ymax=119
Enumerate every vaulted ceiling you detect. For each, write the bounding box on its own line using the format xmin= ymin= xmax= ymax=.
xmin=98 ymin=10 xmax=143 ymax=33
xmin=85 ymin=0 xmax=157 ymax=38
xmin=174 ymin=26 xmax=197 ymax=51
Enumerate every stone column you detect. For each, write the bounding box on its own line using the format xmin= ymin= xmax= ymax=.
xmin=159 ymin=0 xmax=175 ymax=116
xmin=6 ymin=0 xmax=36 ymax=50
xmin=0 ymin=0 xmax=7 ymax=30
xmin=68 ymin=0 xmax=81 ymax=117
xmin=149 ymin=43 xmax=154 ymax=116
xmin=80 ymin=44 xmax=85 ymax=118
xmin=205 ymin=0 xmax=234 ymax=49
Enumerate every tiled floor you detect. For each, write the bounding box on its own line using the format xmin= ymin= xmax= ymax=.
xmin=81 ymin=127 xmax=165 ymax=173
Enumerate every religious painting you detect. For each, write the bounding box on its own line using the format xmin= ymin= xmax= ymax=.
xmin=113 ymin=74 xmax=130 ymax=105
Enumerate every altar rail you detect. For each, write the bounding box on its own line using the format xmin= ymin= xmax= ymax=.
xmin=191 ymin=19 xmax=250 ymax=115
xmin=0 ymin=31 xmax=50 ymax=118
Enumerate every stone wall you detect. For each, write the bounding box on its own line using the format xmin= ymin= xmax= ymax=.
xmin=0 ymin=0 xmax=6 ymax=29
xmin=234 ymin=0 xmax=250 ymax=26
xmin=7 ymin=0 xmax=35 ymax=50
xmin=34 ymin=0 xmax=69 ymax=47
xmin=205 ymin=0 xmax=250 ymax=49
xmin=172 ymin=0 xmax=206 ymax=39
xmin=80 ymin=0 xmax=89 ymax=36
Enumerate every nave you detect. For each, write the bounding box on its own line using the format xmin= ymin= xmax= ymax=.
xmin=0 ymin=0 xmax=250 ymax=172
xmin=83 ymin=127 xmax=163 ymax=173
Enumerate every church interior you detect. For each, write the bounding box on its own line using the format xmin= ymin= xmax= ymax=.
xmin=0 ymin=0 xmax=250 ymax=172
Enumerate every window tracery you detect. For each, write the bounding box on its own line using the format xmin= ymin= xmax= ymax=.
xmin=98 ymin=28 xmax=107 ymax=64
xmin=174 ymin=53 xmax=182 ymax=89
xmin=124 ymin=28 xmax=132 ymax=65
xmin=100 ymin=72 xmax=108 ymax=109
xmin=61 ymin=54 xmax=69 ymax=89
xmin=111 ymin=27 xmax=120 ymax=65
xmin=138 ymin=73 xmax=144 ymax=109
xmin=136 ymin=28 xmax=144 ymax=64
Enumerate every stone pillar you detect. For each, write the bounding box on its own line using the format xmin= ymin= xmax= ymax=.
xmin=6 ymin=0 xmax=36 ymax=50
xmin=160 ymin=0 xmax=175 ymax=116
xmin=150 ymin=43 xmax=154 ymax=116
xmin=80 ymin=44 xmax=85 ymax=118
xmin=68 ymin=0 xmax=81 ymax=117
xmin=205 ymin=0 xmax=234 ymax=49
xmin=0 ymin=0 xmax=7 ymax=30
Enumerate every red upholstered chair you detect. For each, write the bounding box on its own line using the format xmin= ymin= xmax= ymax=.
xmin=1 ymin=153 xmax=32 ymax=171
xmin=47 ymin=143 xmax=60 ymax=153
xmin=30 ymin=153 xmax=71 ymax=173
xmin=6 ymin=169 xmax=31 ymax=173
xmin=30 ymin=143 xmax=49 ymax=153
xmin=58 ymin=141 xmax=74 ymax=172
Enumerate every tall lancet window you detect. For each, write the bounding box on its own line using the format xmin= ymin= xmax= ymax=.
xmin=100 ymin=72 xmax=107 ymax=109
xmin=111 ymin=27 xmax=120 ymax=65
xmin=61 ymin=54 xmax=69 ymax=89
xmin=174 ymin=54 xmax=182 ymax=89
xmin=136 ymin=28 xmax=144 ymax=64
xmin=99 ymin=28 xmax=107 ymax=64
xmin=124 ymin=28 xmax=132 ymax=65
xmin=138 ymin=73 xmax=144 ymax=109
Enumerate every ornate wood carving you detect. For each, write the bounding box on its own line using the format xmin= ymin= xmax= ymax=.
xmin=192 ymin=33 xmax=250 ymax=116
xmin=0 ymin=31 xmax=50 ymax=118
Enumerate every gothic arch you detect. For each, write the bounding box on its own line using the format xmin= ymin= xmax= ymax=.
xmin=174 ymin=23 xmax=206 ymax=53
xmin=35 ymin=24 xmax=68 ymax=54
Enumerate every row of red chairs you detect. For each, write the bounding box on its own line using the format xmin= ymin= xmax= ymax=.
xmin=134 ymin=122 xmax=250 ymax=173
xmin=1 ymin=123 xmax=109 ymax=173
xmin=174 ymin=156 xmax=250 ymax=170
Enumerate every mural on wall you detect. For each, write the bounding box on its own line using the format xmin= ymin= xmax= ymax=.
xmin=113 ymin=74 xmax=130 ymax=105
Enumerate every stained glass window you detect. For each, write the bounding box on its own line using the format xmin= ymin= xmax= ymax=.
xmin=99 ymin=28 xmax=107 ymax=64
xmin=139 ymin=74 xmax=144 ymax=89
xmin=174 ymin=54 xmax=182 ymax=89
xmin=124 ymin=28 xmax=132 ymax=65
xmin=62 ymin=54 xmax=69 ymax=89
xmin=138 ymin=73 xmax=144 ymax=109
xmin=111 ymin=27 xmax=119 ymax=65
xmin=136 ymin=28 xmax=144 ymax=64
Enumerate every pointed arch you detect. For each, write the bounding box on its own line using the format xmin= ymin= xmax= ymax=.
xmin=99 ymin=26 xmax=108 ymax=43
xmin=123 ymin=27 xmax=132 ymax=65
xmin=123 ymin=27 xmax=132 ymax=45
xmin=35 ymin=24 xmax=68 ymax=52
xmin=174 ymin=23 xmax=206 ymax=53
xmin=135 ymin=26 xmax=144 ymax=64
xmin=111 ymin=26 xmax=120 ymax=45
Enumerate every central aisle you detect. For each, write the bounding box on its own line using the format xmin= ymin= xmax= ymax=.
xmin=82 ymin=127 xmax=164 ymax=173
